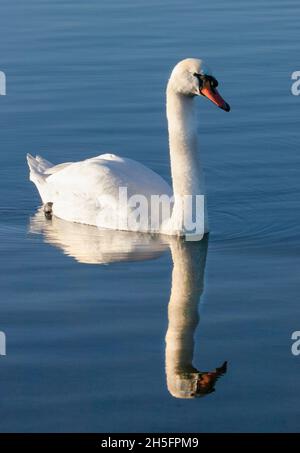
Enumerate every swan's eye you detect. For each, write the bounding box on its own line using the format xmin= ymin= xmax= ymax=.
xmin=208 ymin=76 xmax=218 ymax=88
xmin=194 ymin=73 xmax=219 ymax=90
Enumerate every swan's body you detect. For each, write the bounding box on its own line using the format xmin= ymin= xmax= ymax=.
xmin=27 ymin=153 xmax=172 ymax=231
xmin=27 ymin=58 xmax=229 ymax=236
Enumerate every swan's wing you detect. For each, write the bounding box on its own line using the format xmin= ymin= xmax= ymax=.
xmin=46 ymin=154 xmax=172 ymax=199
xmin=50 ymin=155 xmax=171 ymax=226
xmin=92 ymin=153 xmax=124 ymax=162
xmin=28 ymin=153 xmax=172 ymax=228
xmin=39 ymin=154 xmax=122 ymax=176
xmin=44 ymin=162 xmax=74 ymax=175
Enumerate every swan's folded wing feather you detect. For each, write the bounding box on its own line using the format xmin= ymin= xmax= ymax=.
xmin=44 ymin=162 xmax=74 ymax=175
xmin=35 ymin=155 xmax=53 ymax=171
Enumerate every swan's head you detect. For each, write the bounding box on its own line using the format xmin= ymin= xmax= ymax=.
xmin=168 ymin=58 xmax=230 ymax=112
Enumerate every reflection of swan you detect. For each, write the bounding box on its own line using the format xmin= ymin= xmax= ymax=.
xmin=27 ymin=58 xmax=229 ymax=235
xmin=166 ymin=237 xmax=226 ymax=398
xmin=30 ymin=209 xmax=167 ymax=264
xmin=30 ymin=213 xmax=227 ymax=396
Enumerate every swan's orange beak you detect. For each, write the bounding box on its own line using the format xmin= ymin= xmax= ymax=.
xmin=200 ymin=84 xmax=230 ymax=112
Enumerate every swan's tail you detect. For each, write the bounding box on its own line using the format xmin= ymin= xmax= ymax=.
xmin=27 ymin=154 xmax=53 ymax=203
xmin=27 ymin=154 xmax=53 ymax=174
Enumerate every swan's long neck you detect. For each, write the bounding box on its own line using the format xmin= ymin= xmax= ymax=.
xmin=166 ymin=84 xmax=207 ymax=234
xmin=167 ymin=85 xmax=205 ymax=199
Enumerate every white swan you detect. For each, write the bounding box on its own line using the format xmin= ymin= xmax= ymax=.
xmin=27 ymin=58 xmax=230 ymax=236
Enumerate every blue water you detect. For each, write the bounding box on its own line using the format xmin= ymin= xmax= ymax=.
xmin=0 ymin=0 xmax=300 ymax=432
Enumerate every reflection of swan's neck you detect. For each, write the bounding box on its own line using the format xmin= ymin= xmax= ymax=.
xmin=165 ymin=238 xmax=207 ymax=398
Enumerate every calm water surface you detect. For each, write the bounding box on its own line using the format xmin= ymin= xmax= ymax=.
xmin=0 ymin=0 xmax=300 ymax=432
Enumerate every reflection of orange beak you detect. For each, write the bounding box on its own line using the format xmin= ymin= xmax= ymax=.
xmin=200 ymin=85 xmax=230 ymax=112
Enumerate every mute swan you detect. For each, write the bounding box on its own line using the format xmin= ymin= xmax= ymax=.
xmin=27 ymin=58 xmax=230 ymax=236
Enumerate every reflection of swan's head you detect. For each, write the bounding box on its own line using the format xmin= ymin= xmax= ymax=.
xmin=168 ymin=361 xmax=227 ymax=399
xmin=168 ymin=58 xmax=230 ymax=112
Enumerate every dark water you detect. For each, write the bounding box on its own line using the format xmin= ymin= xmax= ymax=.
xmin=0 ymin=0 xmax=300 ymax=432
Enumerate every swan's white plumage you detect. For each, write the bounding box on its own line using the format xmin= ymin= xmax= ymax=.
xmin=27 ymin=153 xmax=172 ymax=230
